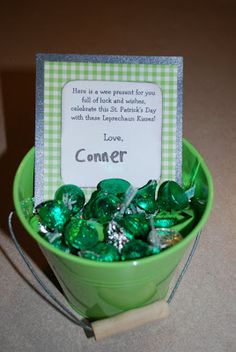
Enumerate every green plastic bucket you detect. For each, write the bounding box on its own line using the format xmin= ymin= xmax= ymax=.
xmin=13 ymin=139 xmax=213 ymax=320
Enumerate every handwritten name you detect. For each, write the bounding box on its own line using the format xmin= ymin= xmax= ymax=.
xmin=75 ymin=149 xmax=127 ymax=163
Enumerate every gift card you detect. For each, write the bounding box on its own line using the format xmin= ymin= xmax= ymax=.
xmin=35 ymin=54 xmax=183 ymax=204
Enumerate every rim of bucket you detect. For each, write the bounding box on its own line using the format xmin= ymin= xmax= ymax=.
xmin=13 ymin=139 xmax=213 ymax=268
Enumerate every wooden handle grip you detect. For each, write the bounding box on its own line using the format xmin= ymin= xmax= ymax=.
xmin=91 ymin=300 xmax=169 ymax=341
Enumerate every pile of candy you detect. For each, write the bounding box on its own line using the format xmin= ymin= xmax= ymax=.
xmin=29 ymin=179 xmax=197 ymax=262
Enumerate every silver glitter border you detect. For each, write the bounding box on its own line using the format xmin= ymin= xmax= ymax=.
xmin=35 ymin=54 xmax=45 ymax=205
xmin=35 ymin=54 xmax=183 ymax=204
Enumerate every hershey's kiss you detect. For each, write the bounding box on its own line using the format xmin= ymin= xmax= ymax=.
xmin=79 ymin=242 xmax=120 ymax=262
xmin=97 ymin=178 xmax=131 ymax=197
xmin=121 ymin=239 xmax=153 ymax=261
xmin=157 ymin=181 xmax=189 ymax=211
xmin=55 ymin=184 xmax=85 ymax=214
xmin=117 ymin=213 xmax=150 ymax=239
xmin=64 ymin=218 xmax=98 ymax=250
xmin=91 ymin=194 xmax=121 ymax=224
xmin=35 ymin=200 xmax=70 ymax=232
xmin=133 ymin=180 xmax=157 ymax=213
xmin=148 ymin=228 xmax=183 ymax=250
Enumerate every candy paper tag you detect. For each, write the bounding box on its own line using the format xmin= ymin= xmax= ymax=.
xmin=35 ymin=54 xmax=183 ymax=204
xmin=61 ymin=80 xmax=162 ymax=187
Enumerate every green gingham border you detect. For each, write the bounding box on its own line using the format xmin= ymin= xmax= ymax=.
xmin=35 ymin=55 xmax=182 ymax=204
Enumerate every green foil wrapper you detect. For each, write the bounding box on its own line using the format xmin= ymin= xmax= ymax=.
xmin=91 ymin=194 xmax=121 ymax=224
xmin=152 ymin=208 xmax=195 ymax=236
xmin=157 ymin=181 xmax=189 ymax=211
xmin=35 ymin=200 xmax=71 ymax=232
xmin=55 ymin=184 xmax=85 ymax=214
xmin=29 ymin=214 xmax=46 ymax=234
xmin=79 ymin=243 xmax=120 ymax=262
xmin=52 ymin=239 xmax=71 ymax=253
xmin=97 ymin=178 xmax=131 ymax=197
xmin=87 ymin=219 xmax=105 ymax=242
xmin=134 ymin=180 xmax=157 ymax=213
xmin=64 ymin=218 xmax=99 ymax=250
xmin=117 ymin=213 xmax=150 ymax=239
xmin=124 ymin=203 xmax=138 ymax=215
xmin=148 ymin=228 xmax=183 ymax=250
xmin=82 ymin=190 xmax=103 ymax=220
xmin=121 ymin=239 xmax=152 ymax=260
xmin=29 ymin=214 xmax=70 ymax=253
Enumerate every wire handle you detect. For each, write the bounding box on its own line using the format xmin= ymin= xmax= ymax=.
xmin=8 ymin=212 xmax=93 ymax=335
xmin=8 ymin=211 xmax=202 ymax=339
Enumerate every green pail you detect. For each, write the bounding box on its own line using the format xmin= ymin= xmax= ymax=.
xmin=13 ymin=139 xmax=213 ymax=320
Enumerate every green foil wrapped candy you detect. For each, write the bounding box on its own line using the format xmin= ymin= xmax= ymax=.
xmin=30 ymin=214 xmax=71 ymax=253
xmin=29 ymin=214 xmax=47 ymax=234
xmin=148 ymin=228 xmax=183 ymax=250
xmin=82 ymin=190 xmax=106 ymax=220
xmin=52 ymin=239 xmax=71 ymax=253
xmin=134 ymin=180 xmax=158 ymax=213
xmin=124 ymin=203 xmax=138 ymax=216
xmin=80 ymin=243 xmax=120 ymax=262
xmin=64 ymin=218 xmax=98 ymax=250
xmin=82 ymin=202 xmax=94 ymax=220
xmin=45 ymin=233 xmax=71 ymax=253
xmin=152 ymin=213 xmax=177 ymax=228
xmin=117 ymin=213 xmax=150 ymax=239
xmin=71 ymin=210 xmax=83 ymax=221
xmin=121 ymin=239 xmax=152 ymax=260
xmin=55 ymin=184 xmax=85 ymax=214
xmin=91 ymin=194 xmax=121 ymax=224
xmin=152 ymin=208 xmax=195 ymax=236
xmin=35 ymin=200 xmax=70 ymax=232
xmin=97 ymin=178 xmax=131 ymax=197
xmin=82 ymin=190 xmax=100 ymax=220
xmin=157 ymin=181 xmax=189 ymax=211
xmin=87 ymin=219 xmax=105 ymax=241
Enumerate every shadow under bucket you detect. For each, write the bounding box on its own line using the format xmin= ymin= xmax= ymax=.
xmin=13 ymin=139 xmax=213 ymax=320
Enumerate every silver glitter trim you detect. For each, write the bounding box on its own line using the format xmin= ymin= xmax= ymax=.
xmin=35 ymin=54 xmax=45 ymax=205
xmin=175 ymin=57 xmax=183 ymax=185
